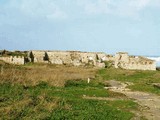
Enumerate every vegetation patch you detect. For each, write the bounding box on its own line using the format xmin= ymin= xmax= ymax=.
xmin=97 ymin=68 xmax=160 ymax=95
xmin=0 ymin=80 xmax=138 ymax=119
xmin=2 ymin=63 xmax=159 ymax=119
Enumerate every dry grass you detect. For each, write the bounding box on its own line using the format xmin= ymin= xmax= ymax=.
xmin=0 ymin=62 xmax=97 ymax=86
xmin=0 ymin=97 xmax=32 ymax=116
xmin=0 ymin=62 xmax=138 ymax=119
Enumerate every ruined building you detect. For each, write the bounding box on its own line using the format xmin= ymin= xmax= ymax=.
xmin=115 ymin=52 xmax=156 ymax=71
xmin=28 ymin=51 xmax=108 ymax=68
xmin=0 ymin=50 xmax=156 ymax=70
xmin=0 ymin=50 xmax=25 ymax=65
xmin=0 ymin=56 xmax=25 ymax=65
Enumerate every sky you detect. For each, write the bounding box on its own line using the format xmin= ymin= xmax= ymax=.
xmin=0 ymin=0 xmax=160 ymax=56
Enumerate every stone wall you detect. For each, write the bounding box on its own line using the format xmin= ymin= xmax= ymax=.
xmin=47 ymin=51 xmax=99 ymax=66
xmin=115 ymin=52 xmax=156 ymax=70
xmin=28 ymin=51 xmax=47 ymax=63
xmin=28 ymin=51 xmax=105 ymax=67
xmin=0 ymin=50 xmax=156 ymax=70
xmin=27 ymin=51 xmax=156 ymax=70
xmin=0 ymin=56 xmax=24 ymax=65
xmin=106 ymin=55 xmax=115 ymax=61
xmin=78 ymin=52 xmax=97 ymax=66
xmin=47 ymin=51 xmax=72 ymax=65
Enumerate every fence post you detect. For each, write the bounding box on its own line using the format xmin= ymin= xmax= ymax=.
xmin=87 ymin=78 xmax=90 ymax=83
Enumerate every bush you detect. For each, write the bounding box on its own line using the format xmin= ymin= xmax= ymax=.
xmin=104 ymin=61 xmax=114 ymax=68
xmin=65 ymin=79 xmax=105 ymax=88
xmin=65 ymin=80 xmax=89 ymax=88
xmin=156 ymin=67 xmax=160 ymax=71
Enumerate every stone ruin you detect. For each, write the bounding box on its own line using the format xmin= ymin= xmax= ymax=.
xmin=0 ymin=50 xmax=26 ymax=65
xmin=27 ymin=50 xmax=112 ymax=68
xmin=0 ymin=56 xmax=25 ymax=65
xmin=0 ymin=50 xmax=156 ymax=70
xmin=115 ymin=52 xmax=156 ymax=71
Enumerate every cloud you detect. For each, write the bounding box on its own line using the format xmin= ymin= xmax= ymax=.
xmin=0 ymin=0 xmax=67 ymax=22
xmin=77 ymin=0 xmax=111 ymax=14
xmin=77 ymin=0 xmax=159 ymax=18
xmin=20 ymin=0 xmax=67 ymax=19
xmin=0 ymin=0 xmax=68 ymax=50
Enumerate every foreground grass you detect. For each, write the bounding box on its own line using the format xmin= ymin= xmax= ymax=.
xmin=98 ymin=68 xmax=160 ymax=95
xmin=1 ymin=62 xmax=159 ymax=119
xmin=0 ymin=81 xmax=137 ymax=120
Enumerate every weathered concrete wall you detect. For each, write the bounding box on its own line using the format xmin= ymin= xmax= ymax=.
xmin=0 ymin=56 xmax=24 ymax=65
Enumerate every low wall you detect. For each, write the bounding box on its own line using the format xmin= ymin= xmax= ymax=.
xmin=27 ymin=51 xmax=156 ymax=70
xmin=29 ymin=51 xmax=106 ymax=67
xmin=119 ymin=62 xmax=156 ymax=71
xmin=0 ymin=56 xmax=24 ymax=65
xmin=115 ymin=53 xmax=156 ymax=71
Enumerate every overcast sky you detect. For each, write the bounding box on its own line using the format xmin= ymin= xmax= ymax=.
xmin=0 ymin=0 xmax=160 ymax=56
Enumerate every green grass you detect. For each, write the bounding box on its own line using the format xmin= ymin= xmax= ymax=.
xmin=49 ymin=99 xmax=133 ymax=120
xmin=106 ymin=100 xmax=138 ymax=111
xmin=0 ymin=80 xmax=137 ymax=120
xmin=97 ymin=68 xmax=160 ymax=95
xmin=2 ymin=65 xmax=159 ymax=119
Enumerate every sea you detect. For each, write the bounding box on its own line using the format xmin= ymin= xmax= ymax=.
xmin=147 ymin=56 xmax=160 ymax=67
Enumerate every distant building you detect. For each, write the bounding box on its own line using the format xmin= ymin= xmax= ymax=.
xmin=115 ymin=52 xmax=156 ymax=71
xmin=0 ymin=50 xmax=156 ymax=70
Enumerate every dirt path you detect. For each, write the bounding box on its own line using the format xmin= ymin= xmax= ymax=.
xmin=105 ymin=80 xmax=160 ymax=120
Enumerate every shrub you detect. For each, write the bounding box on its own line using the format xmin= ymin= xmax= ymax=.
xmin=104 ymin=61 xmax=114 ymax=68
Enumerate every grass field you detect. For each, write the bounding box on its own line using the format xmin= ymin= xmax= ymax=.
xmin=0 ymin=62 xmax=96 ymax=86
xmin=1 ymin=62 xmax=160 ymax=119
xmin=0 ymin=80 xmax=138 ymax=119
xmin=98 ymin=68 xmax=160 ymax=95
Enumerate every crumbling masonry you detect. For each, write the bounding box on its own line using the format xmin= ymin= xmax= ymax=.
xmin=115 ymin=52 xmax=156 ymax=70
xmin=0 ymin=50 xmax=156 ymax=70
